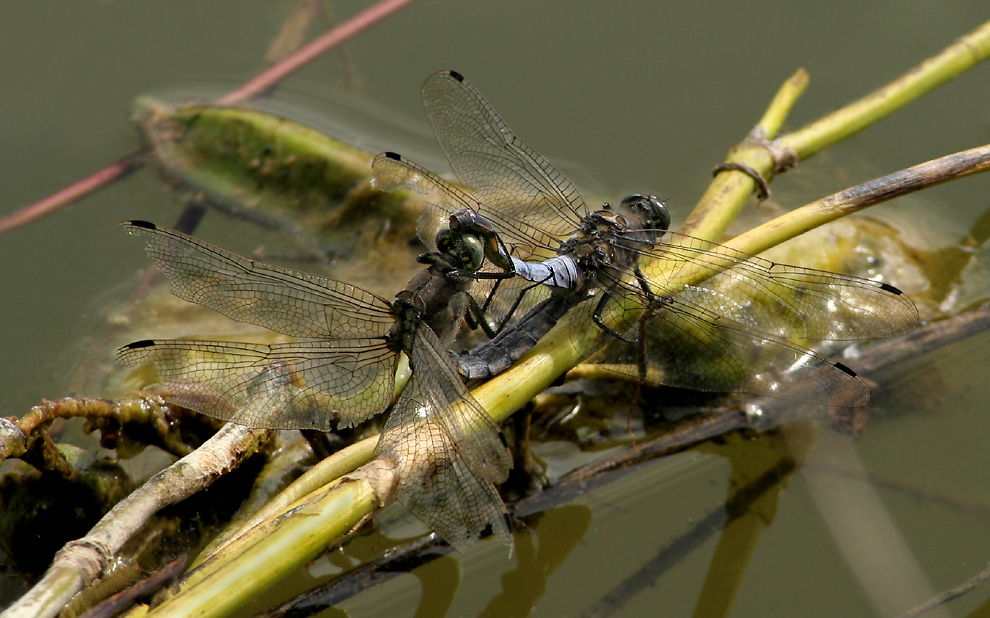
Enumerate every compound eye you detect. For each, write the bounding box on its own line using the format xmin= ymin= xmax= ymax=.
xmin=460 ymin=234 xmax=486 ymax=270
xmin=620 ymin=194 xmax=671 ymax=231
xmin=646 ymin=196 xmax=671 ymax=231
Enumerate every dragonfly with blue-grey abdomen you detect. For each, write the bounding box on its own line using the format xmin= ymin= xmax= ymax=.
xmin=372 ymin=69 xmax=921 ymax=406
xmin=116 ymin=213 xmax=517 ymax=551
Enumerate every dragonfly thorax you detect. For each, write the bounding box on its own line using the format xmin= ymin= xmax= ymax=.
xmin=391 ymin=258 xmax=475 ymax=352
xmin=562 ymin=205 xmax=650 ymax=276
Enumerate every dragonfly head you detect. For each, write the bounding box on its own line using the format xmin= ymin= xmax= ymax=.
xmin=438 ymin=209 xmax=513 ymax=272
xmin=435 ymin=225 xmax=487 ymax=272
xmin=618 ymin=195 xmax=671 ymax=234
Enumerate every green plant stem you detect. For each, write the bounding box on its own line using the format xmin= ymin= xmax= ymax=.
xmin=148 ymin=479 xmax=377 ymax=618
xmin=679 ymin=68 xmax=807 ymax=238
xmin=1 ymin=424 xmax=269 ymax=618
xmin=189 ymin=436 xmax=377 ymax=569
xmin=725 ymin=144 xmax=990 ymax=257
xmin=782 ymin=20 xmax=990 ymax=160
xmin=681 ymin=19 xmax=990 ymax=243
xmin=757 ymin=68 xmax=810 ymax=134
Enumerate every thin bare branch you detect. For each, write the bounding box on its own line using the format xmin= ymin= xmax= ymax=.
xmin=896 ymin=562 xmax=990 ymax=618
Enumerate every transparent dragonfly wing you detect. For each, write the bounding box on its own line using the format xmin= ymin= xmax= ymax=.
xmin=471 ymin=225 xmax=919 ymax=395
xmin=587 ymin=293 xmax=871 ymax=407
xmin=375 ymin=323 xmax=512 ymax=551
xmin=117 ymin=338 xmax=398 ymax=429
xmin=633 ymin=230 xmax=920 ymax=340
xmin=122 ymin=221 xmax=396 ymax=340
xmin=118 ymin=219 xmax=514 ymax=547
xmin=371 ymin=153 xmax=556 ymax=332
xmin=422 ymin=70 xmax=585 ymax=259
xmin=371 ymin=151 xmax=482 ymax=255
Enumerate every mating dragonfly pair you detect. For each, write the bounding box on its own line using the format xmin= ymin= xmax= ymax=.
xmin=118 ymin=70 xmax=919 ymax=551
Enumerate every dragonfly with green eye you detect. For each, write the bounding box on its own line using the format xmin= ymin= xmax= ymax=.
xmin=373 ymin=70 xmax=921 ymax=406
xmin=117 ymin=211 xmax=517 ymax=551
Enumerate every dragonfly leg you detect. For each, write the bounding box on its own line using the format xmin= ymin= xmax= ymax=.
xmin=465 ymin=295 xmax=499 ymax=339
xmin=592 ymin=286 xmax=638 ymax=344
xmin=633 ymin=264 xmax=657 ymax=303
xmin=485 ymin=275 xmax=557 ymax=336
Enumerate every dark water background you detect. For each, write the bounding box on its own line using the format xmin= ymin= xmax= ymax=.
xmin=2 ymin=2 xmax=989 ymax=616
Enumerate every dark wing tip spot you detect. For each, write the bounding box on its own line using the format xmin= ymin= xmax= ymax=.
xmin=498 ymin=431 xmax=508 ymax=448
xmin=126 ymin=220 xmax=157 ymax=230
xmin=878 ymin=282 xmax=903 ymax=295
xmin=834 ymin=361 xmax=858 ymax=378
xmin=447 ymin=70 xmax=465 ymax=82
xmin=383 ymin=151 xmax=401 ymax=161
xmin=503 ymin=512 xmax=514 ymax=533
xmin=124 ymin=339 xmax=157 ymax=350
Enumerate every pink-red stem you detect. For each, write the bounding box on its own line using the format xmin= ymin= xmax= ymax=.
xmin=0 ymin=155 xmax=137 ymax=235
xmin=218 ymin=0 xmax=419 ymax=105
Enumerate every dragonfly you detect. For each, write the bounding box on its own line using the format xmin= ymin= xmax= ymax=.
xmin=372 ymin=70 xmax=921 ymax=406
xmin=116 ymin=215 xmax=516 ymax=551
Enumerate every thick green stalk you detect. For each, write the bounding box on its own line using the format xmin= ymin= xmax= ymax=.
xmin=188 ymin=436 xmax=378 ymax=570
xmin=148 ymin=479 xmax=377 ymax=618
xmin=725 ymin=145 xmax=990 ymax=256
xmin=682 ymin=19 xmax=990 ymax=243
xmin=679 ymin=68 xmax=807 ymax=239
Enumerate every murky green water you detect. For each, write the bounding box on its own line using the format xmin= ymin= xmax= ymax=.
xmin=2 ymin=2 xmax=989 ymax=616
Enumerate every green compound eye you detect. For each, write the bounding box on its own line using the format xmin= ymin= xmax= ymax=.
xmin=456 ymin=233 xmax=486 ymax=271
xmin=435 ymin=227 xmax=486 ymax=271
xmin=619 ymin=194 xmax=671 ymax=232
